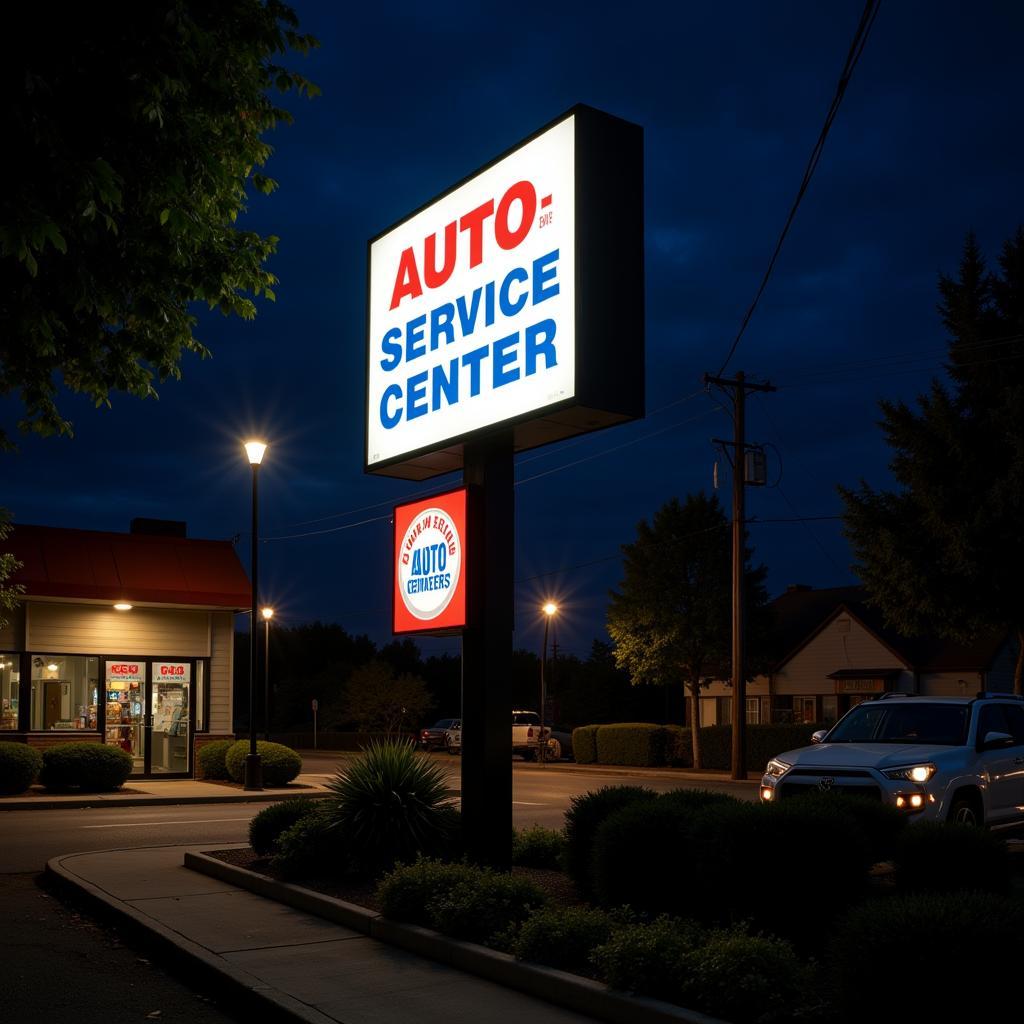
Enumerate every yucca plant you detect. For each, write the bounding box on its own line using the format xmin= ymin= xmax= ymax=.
xmin=323 ymin=738 xmax=457 ymax=874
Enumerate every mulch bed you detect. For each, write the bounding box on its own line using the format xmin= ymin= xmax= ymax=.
xmin=3 ymin=786 xmax=148 ymax=798
xmin=205 ymin=846 xmax=583 ymax=913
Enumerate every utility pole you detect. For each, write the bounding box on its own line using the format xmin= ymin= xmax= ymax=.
xmin=705 ymin=370 xmax=776 ymax=780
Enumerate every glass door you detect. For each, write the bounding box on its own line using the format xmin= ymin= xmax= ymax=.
xmin=149 ymin=661 xmax=192 ymax=775
xmin=104 ymin=660 xmax=146 ymax=773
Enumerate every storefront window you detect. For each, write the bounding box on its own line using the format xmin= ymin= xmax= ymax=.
xmin=745 ymin=697 xmax=760 ymax=724
xmin=821 ymin=695 xmax=839 ymax=724
xmin=1 ymin=655 xmax=19 ymax=730
xmin=795 ymin=696 xmax=817 ymax=723
xmin=30 ymin=655 xmax=99 ymax=731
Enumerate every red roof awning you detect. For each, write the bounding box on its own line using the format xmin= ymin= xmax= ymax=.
xmin=6 ymin=524 xmax=251 ymax=609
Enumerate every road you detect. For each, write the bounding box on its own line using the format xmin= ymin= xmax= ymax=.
xmin=1 ymin=759 xmax=757 ymax=871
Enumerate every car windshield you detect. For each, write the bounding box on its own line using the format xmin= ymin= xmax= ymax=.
xmin=826 ymin=703 xmax=969 ymax=745
xmin=513 ymin=712 xmax=540 ymax=725
xmin=432 ymin=719 xmax=455 ymax=729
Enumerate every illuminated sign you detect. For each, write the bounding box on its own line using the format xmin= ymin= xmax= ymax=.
xmin=106 ymin=662 xmax=144 ymax=682
xmin=393 ymin=488 xmax=468 ymax=634
xmin=367 ymin=105 xmax=644 ymax=480
xmin=155 ymin=662 xmax=191 ymax=682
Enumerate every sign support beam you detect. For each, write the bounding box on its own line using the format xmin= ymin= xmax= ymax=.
xmin=462 ymin=430 xmax=514 ymax=868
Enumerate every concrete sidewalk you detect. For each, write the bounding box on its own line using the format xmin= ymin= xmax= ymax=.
xmin=48 ymin=845 xmax=603 ymax=1024
xmin=0 ymin=774 xmax=334 ymax=811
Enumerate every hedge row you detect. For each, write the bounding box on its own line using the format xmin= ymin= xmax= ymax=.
xmin=571 ymin=722 xmax=821 ymax=768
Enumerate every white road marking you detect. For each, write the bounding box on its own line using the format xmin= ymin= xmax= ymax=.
xmin=82 ymin=818 xmax=252 ymax=829
xmin=512 ymin=801 xmax=546 ymax=806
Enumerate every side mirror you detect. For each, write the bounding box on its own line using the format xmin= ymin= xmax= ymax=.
xmin=980 ymin=730 xmax=1014 ymax=752
xmin=811 ymin=730 xmax=828 ymax=744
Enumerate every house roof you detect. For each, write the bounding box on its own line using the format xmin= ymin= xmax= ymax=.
xmin=5 ymin=524 xmax=251 ymax=609
xmin=771 ymin=584 xmax=1007 ymax=674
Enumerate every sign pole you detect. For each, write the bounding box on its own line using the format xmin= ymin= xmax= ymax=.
xmin=312 ymin=698 xmax=318 ymax=750
xmin=462 ymin=430 xmax=514 ymax=869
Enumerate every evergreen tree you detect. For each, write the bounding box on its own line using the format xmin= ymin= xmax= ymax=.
xmin=841 ymin=229 xmax=1024 ymax=692
xmin=607 ymin=492 xmax=770 ymax=767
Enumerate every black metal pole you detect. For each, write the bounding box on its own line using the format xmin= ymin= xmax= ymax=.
xmin=539 ymin=614 xmax=550 ymax=765
xmin=263 ymin=616 xmax=270 ymax=742
xmin=462 ymin=431 xmax=514 ymax=868
xmin=244 ymin=462 xmax=263 ymax=790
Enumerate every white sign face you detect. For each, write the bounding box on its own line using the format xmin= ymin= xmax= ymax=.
xmin=396 ymin=506 xmax=463 ymax=622
xmin=368 ymin=116 xmax=576 ymax=468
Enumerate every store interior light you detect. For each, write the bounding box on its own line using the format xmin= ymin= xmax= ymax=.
xmin=114 ymin=602 xmax=133 ymax=611
xmin=47 ymin=662 xmax=59 ymax=672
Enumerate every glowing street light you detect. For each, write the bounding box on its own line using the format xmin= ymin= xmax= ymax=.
xmin=243 ymin=439 xmax=268 ymax=790
xmin=539 ymin=602 xmax=558 ymax=764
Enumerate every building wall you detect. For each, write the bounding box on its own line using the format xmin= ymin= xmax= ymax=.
xmin=983 ymin=637 xmax=1018 ymax=692
xmin=774 ymin=614 xmax=913 ymax=694
xmin=208 ymin=612 xmax=234 ymax=734
xmin=25 ymin=602 xmax=211 ymax=657
xmin=0 ymin=603 xmax=25 ymax=649
xmin=918 ymin=671 xmax=985 ymax=697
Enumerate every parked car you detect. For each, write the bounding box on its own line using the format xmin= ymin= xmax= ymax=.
xmin=419 ymin=718 xmax=458 ymax=751
xmin=444 ymin=719 xmax=461 ymax=753
xmin=512 ymin=709 xmax=550 ymax=760
xmin=545 ymin=727 xmax=574 ymax=761
xmin=443 ymin=712 xmax=557 ymax=759
xmin=759 ymin=692 xmax=1024 ymax=827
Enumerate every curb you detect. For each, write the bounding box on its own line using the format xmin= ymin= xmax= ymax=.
xmin=0 ymin=791 xmax=332 ymax=812
xmin=185 ymin=850 xmax=727 ymax=1024
xmin=45 ymin=848 xmax=338 ymax=1024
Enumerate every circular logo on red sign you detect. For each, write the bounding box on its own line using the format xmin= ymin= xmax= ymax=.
xmin=397 ymin=507 xmax=462 ymax=621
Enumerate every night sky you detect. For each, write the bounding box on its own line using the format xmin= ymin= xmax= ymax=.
xmin=5 ymin=2 xmax=1022 ymax=661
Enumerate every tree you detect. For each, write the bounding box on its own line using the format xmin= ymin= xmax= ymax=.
xmin=1 ymin=3 xmax=318 ymax=447
xmin=841 ymin=229 xmax=1024 ymax=693
xmin=340 ymin=660 xmax=433 ymax=735
xmin=0 ymin=512 xmax=24 ymax=630
xmin=607 ymin=492 xmax=770 ymax=768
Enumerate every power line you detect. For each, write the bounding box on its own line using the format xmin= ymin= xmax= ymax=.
xmin=716 ymin=0 xmax=882 ymax=375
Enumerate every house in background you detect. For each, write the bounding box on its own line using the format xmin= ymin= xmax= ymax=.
xmin=0 ymin=520 xmax=249 ymax=777
xmin=698 ymin=585 xmax=1016 ymax=727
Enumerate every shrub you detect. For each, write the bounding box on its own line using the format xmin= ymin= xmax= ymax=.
xmin=322 ymin=739 xmax=455 ymax=873
xmin=512 ymin=825 xmax=565 ymax=870
xmin=0 ymin=741 xmax=42 ymax=794
xmin=683 ymin=723 xmax=822 ymax=771
xmin=39 ymin=743 xmax=132 ymax=791
xmin=377 ymin=858 xmax=488 ymax=927
xmin=225 ymin=740 xmax=302 ymax=786
xmin=893 ymin=821 xmax=1009 ymax=894
xmin=784 ymin=791 xmax=907 ymax=863
xmin=513 ymin=906 xmax=614 ymax=974
xmin=594 ymin=723 xmax=676 ymax=766
xmin=592 ymin=915 xmax=704 ymax=1003
xmin=689 ymin=798 xmax=869 ymax=943
xmin=681 ymin=928 xmax=812 ymax=1024
xmin=196 ymin=739 xmax=233 ymax=780
xmin=591 ymin=789 xmax=738 ymax=914
xmin=829 ymin=892 xmax=1024 ymax=1021
xmin=249 ymin=797 xmax=323 ymax=856
xmin=571 ymin=725 xmax=599 ymax=764
xmin=426 ymin=871 xmax=547 ymax=945
xmin=563 ymin=785 xmax=656 ymax=897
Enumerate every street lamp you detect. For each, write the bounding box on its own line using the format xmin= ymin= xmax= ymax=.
xmin=539 ymin=602 xmax=558 ymax=764
xmin=261 ymin=606 xmax=274 ymax=741
xmin=243 ymin=439 xmax=268 ymax=791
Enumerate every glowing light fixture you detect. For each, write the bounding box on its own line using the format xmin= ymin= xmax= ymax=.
xmin=47 ymin=662 xmax=59 ymax=672
xmin=114 ymin=602 xmax=133 ymax=611
xmin=244 ymin=440 xmax=268 ymax=465
xmin=543 ymin=601 xmax=558 ymax=616
xmin=261 ymin=606 xmax=274 ymax=620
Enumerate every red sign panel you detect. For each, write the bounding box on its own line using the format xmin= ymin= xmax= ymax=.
xmin=393 ymin=488 xmax=468 ymax=635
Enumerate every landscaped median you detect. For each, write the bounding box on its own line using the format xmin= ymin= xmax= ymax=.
xmin=183 ymin=848 xmax=723 ymax=1024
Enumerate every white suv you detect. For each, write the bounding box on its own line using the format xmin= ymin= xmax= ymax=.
xmin=760 ymin=693 xmax=1024 ymax=827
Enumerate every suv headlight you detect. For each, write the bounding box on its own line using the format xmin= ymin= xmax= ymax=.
xmin=883 ymin=763 xmax=936 ymax=783
xmin=765 ymin=758 xmax=790 ymax=778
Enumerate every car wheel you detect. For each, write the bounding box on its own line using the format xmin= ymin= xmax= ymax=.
xmin=948 ymin=796 xmax=982 ymax=827
xmin=445 ymin=737 xmax=457 ymax=754
xmin=546 ymin=737 xmax=562 ymax=760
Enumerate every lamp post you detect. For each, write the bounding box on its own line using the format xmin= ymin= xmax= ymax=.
xmin=261 ymin=606 xmax=274 ymax=741
xmin=539 ymin=602 xmax=558 ymax=764
xmin=243 ymin=440 xmax=268 ymax=791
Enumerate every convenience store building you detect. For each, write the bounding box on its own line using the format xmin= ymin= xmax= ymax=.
xmin=0 ymin=520 xmax=248 ymax=777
